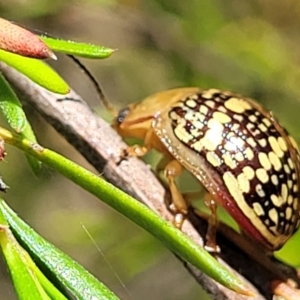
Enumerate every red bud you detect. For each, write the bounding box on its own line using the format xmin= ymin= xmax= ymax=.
xmin=0 ymin=18 xmax=56 ymax=59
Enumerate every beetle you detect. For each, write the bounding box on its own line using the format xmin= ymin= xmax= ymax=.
xmin=112 ymin=87 xmax=300 ymax=251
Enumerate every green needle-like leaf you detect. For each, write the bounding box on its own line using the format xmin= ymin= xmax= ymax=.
xmin=0 ymin=127 xmax=254 ymax=297
xmin=0 ymin=73 xmax=26 ymax=132
xmin=0 ymin=201 xmax=73 ymax=300
xmin=18 ymin=247 xmax=68 ymax=300
xmin=0 ymin=49 xmax=69 ymax=94
xmin=20 ymin=120 xmax=43 ymax=175
xmin=0 ymin=200 xmax=119 ymax=300
xmin=40 ymin=36 xmax=115 ymax=59
xmin=0 ymin=211 xmax=49 ymax=300
xmin=0 ymin=73 xmax=42 ymax=174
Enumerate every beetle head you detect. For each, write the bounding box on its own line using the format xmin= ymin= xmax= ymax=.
xmin=113 ymin=87 xmax=201 ymax=140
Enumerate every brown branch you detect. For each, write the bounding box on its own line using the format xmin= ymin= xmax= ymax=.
xmin=0 ymin=62 xmax=297 ymax=300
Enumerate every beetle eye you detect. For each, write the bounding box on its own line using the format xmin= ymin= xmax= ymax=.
xmin=117 ymin=107 xmax=131 ymax=124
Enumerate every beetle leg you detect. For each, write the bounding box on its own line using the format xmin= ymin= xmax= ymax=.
xmin=121 ymin=145 xmax=148 ymax=158
xmin=120 ymin=128 xmax=154 ymax=159
xmin=203 ymin=194 xmax=221 ymax=253
xmin=192 ymin=194 xmax=220 ymax=252
xmin=163 ymin=159 xmax=188 ymax=228
xmin=272 ymin=280 xmax=300 ymax=300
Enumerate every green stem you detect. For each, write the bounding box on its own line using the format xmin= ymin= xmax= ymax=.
xmin=0 ymin=127 xmax=253 ymax=296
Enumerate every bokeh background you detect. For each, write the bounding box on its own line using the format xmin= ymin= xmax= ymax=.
xmin=1 ymin=1 xmax=300 ymax=299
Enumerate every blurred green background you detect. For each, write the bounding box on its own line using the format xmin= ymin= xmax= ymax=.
xmin=1 ymin=1 xmax=300 ymax=299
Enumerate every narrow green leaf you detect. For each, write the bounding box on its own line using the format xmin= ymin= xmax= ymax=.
xmin=21 ymin=122 xmax=43 ymax=175
xmin=0 ymin=206 xmax=8 ymax=225
xmin=0 ymin=217 xmax=48 ymax=299
xmin=16 ymin=242 xmax=69 ymax=300
xmin=0 ymin=202 xmax=69 ymax=300
xmin=1 ymin=240 xmax=48 ymax=300
xmin=24 ymin=155 xmax=42 ymax=176
xmin=0 ymin=73 xmax=42 ymax=173
xmin=0 ymin=127 xmax=254 ymax=296
xmin=0 ymin=49 xmax=69 ymax=94
xmin=0 ymin=73 xmax=26 ymax=132
xmin=40 ymin=36 xmax=115 ymax=59
xmin=0 ymin=200 xmax=119 ymax=300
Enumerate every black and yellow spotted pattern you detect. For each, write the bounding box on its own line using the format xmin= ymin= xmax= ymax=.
xmin=165 ymin=89 xmax=300 ymax=250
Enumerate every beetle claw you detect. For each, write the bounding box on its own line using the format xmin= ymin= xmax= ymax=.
xmin=173 ymin=213 xmax=185 ymax=229
xmin=204 ymin=244 xmax=221 ymax=253
xmin=115 ymin=149 xmax=129 ymax=166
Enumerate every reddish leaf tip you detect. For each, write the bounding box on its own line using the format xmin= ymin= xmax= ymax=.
xmin=0 ymin=18 xmax=53 ymax=59
xmin=47 ymin=49 xmax=57 ymax=60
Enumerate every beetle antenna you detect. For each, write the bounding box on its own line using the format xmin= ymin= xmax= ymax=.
xmin=67 ymin=55 xmax=118 ymax=116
